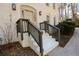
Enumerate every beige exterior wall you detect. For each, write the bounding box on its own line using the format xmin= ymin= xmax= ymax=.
xmin=0 ymin=3 xmax=60 ymax=45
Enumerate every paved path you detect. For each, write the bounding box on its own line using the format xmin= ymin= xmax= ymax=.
xmin=48 ymin=28 xmax=79 ymax=56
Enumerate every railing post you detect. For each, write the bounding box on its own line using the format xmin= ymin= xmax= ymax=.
xmin=52 ymin=28 xmax=54 ymax=38
xmin=39 ymin=32 xmax=43 ymax=56
xmin=20 ymin=19 xmax=23 ymax=40
xmin=44 ymin=21 xmax=47 ymax=33
xmin=58 ymin=29 xmax=60 ymax=44
xmin=40 ymin=23 xmax=41 ymax=30
xmin=27 ymin=21 xmax=30 ymax=36
xmin=47 ymin=23 xmax=49 ymax=33
xmin=45 ymin=21 xmax=49 ymax=33
xmin=16 ymin=24 xmax=18 ymax=37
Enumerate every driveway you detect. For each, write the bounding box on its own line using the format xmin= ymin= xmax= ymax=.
xmin=48 ymin=28 xmax=79 ymax=56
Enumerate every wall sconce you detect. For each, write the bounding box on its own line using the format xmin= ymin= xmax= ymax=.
xmin=12 ymin=3 xmax=16 ymax=10
xmin=39 ymin=11 xmax=42 ymax=16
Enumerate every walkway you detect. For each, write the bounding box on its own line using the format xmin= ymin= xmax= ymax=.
xmin=48 ymin=28 xmax=79 ymax=56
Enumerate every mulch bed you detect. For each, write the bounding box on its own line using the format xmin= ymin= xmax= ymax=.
xmin=0 ymin=42 xmax=38 ymax=56
xmin=59 ymin=34 xmax=73 ymax=47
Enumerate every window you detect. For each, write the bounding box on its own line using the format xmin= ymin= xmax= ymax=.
xmin=46 ymin=3 xmax=49 ymax=6
xmin=53 ymin=3 xmax=55 ymax=9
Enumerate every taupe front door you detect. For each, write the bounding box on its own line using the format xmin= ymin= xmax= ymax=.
xmin=22 ymin=10 xmax=36 ymax=25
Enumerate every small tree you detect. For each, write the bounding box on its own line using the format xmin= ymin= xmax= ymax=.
xmin=0 ymin=14 xmax=13 ymax=44
xmin=71 ymin=3 xmax=77 ymax=20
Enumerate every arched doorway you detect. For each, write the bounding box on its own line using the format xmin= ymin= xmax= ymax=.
xmin=20 ymin=5 xmax=37 ymax=25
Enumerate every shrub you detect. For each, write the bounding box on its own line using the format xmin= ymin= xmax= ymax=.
xmin=56 ymin=20 xmax=75 ymax=35
xmin=66 ymin=19 xmax=72 ymax=21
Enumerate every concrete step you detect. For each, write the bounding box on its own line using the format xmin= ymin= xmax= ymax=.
xmin=42 ymin=38 xmax=59 ymax=55
xmin=42 ymin=35 xmax=55 ymax=41
xmin=29 ymin=30 xmax=59 ymax=56
xmin=36 ymin=37 xmax=59 ymax=55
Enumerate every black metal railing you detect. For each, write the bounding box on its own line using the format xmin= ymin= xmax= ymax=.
xmin=40 ymin=21 xmax=60 ymax=42
xmin=16 ymin=18 xmax=43 ymax=56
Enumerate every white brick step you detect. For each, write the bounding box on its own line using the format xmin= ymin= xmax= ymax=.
xmin=43 ymin=33 xmax=49 ymax=36
xmin=36 ymin=38 xmax=59 ymax=55
xmin=30 ymin=30 xmax=59 ymax=55
xmin=43 ymin=37 xmax=55 ymax=42
xmin=43 ymin=38 xmax=59 ymax=51
xmin=43 ymin=34 xmax=52 ymax=37
xmin=43 ymin=41 xmax=59 ymax=55
xmin=42 ymin=34 xmax=55 ymax=41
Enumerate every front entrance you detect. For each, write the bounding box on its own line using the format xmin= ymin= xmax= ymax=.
xmin=22 ymin=10 xmax=36 ymax=25
xmin=21 ymin=5 xmax=37 ymax=25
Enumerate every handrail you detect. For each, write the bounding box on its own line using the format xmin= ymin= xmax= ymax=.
xmin=45 ymin=22 xmax=60 ymax=42
xmin=28 ymin=21 xmax=42 ymax=33
xmin=28 ymin=21 xmax=42 ymax=45
xmin=28 ymin=22 xmax=43 ymax=55
xmin=40 ymin=21 xmax=60 ymax=42
xmin=47 ymin=23 xmax=60 ymax=30
xmin=16 ymin=18 xmax=43 ymax=56
xmin=17 ymin=18 xmax=42 ymax=32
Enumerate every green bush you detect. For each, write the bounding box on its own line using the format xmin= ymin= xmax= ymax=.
xmin=66 ymin=19 xmax=72 ymax=21
xmin=56 ymin=20 xmax=75 ymax=35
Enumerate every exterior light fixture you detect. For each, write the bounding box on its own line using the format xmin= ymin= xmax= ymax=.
xmin=39 ymin=11 xmax=42 ymax=16
xmin=12 ymin=3 xmax=16 ymax=10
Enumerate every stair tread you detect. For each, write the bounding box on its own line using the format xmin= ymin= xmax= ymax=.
xmin=43 ymin=37 xmax=59 ymax=51
xmin=36 ymin=37 xmax=59 ymax=51
xmin=36 ymin=30 xmax=59 ymax=52
xmin=32 ymin=30 xmax=59 ymax=55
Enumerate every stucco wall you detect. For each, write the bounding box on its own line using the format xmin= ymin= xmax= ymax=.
xmin=17 ymin=3 xmax=60 ymax=26
xmin=0 ymin=3 xmax=60 ymax=45
xmin=0 ymin=3 xmax=20 ymax=44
